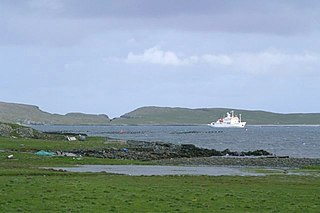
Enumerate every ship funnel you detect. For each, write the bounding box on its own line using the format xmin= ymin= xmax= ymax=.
xmin=231 ymin=110 xmax=234 ymax=117
xmin=239 ymin=114 xmax=242 ymax=122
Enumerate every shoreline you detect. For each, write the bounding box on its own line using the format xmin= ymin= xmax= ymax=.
xmin=31 ymin=124 xmax=320 ymax=127
xmin=155 ymin=156 xmax=320 ymax=168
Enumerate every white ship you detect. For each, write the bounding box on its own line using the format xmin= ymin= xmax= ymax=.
xmin=208 ymin=111 xmax=246 ymax=128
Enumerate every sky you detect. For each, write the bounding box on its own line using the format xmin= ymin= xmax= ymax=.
xmin=1 ymin=0 xmax=320 ymax=118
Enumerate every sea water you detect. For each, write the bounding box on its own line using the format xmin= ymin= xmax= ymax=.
xmin=32 ymin=125 xmax=320 ymax=158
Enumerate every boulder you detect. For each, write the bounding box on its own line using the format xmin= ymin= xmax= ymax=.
xmin=13 ymin=127 xmax=35 ymax=138
xmin=0 ymin=124 xmax=13 ymax=137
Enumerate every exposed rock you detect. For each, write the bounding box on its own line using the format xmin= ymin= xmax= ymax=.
xmin=0 ymin=122 xmax=64 ymax=139
xmin=13 ymin=127 xmax=35 ymax=138
xmin=72 ymin=140 xmax=273 ymax=161
xmin=0 ymin=123 xmax=13 ymax=137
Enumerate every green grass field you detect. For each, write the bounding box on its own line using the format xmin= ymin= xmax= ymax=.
xmin=0 ymin=136 xmax=127 ymax=152
xmin=0 ymin=172 xmax=319 ymax=212
xmin=1 ymin=136 xmax=319 ymax=212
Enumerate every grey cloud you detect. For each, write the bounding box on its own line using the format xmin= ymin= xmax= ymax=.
xmin=1 ymin=0 xmax=319 ymax=46
xmin=34 ymin=0 xmax=320 ymax=21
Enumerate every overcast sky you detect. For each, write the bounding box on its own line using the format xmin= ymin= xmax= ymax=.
xmin=1 ymin=0 xmax=320 ymax=117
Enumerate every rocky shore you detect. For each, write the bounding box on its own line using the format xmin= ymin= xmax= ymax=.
xmin=70 ymin=140 xmax=320 ymax=168
xmin=156 ymin=157 xmax=320 ymax=168
xmin=73 ymin=140 xmax=273 ymax=160
xmin=1 ymin=124 xmax=318 ymax=168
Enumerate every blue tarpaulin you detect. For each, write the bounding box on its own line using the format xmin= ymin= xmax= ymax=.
xmin=35 ymin=150 xmax=55 ymax=156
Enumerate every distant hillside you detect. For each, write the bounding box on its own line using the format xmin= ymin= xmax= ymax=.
xmin=0 ymin=101 xmax=110 ymax=125
xmin=112 ymin=106 xmax=320 ymax=125
xmin=112 ymin=107 xmax=216 ymax=125
xmin=1 ymin=102 xmax=320 ymax=125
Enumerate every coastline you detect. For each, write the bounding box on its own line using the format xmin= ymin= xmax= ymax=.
xmin=156 ymin=156 xmax=320 ymax=168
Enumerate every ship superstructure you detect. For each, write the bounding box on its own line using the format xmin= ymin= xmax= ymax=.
xmin=208 ymin=111 xmax=246 ymax=128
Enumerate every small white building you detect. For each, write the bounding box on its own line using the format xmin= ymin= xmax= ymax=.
xmin=66 ymin=136 xmax=77 ymax=141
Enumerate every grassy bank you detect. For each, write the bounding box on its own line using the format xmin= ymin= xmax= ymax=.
xmin=0 ymin=136 xmax=319 ymax=212
xmin=0 ymin=136 xmax=126 ymax=152
xmin=0 ymin=172 xmax=319 ymax=212
xmin=0 ymin=136 xmax=151 ymax=169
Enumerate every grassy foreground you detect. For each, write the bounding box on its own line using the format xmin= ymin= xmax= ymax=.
xmin=0 ymin=172 xmax=319 ymax=212
xmin=0 ymin=136 xmax=319 ymax=212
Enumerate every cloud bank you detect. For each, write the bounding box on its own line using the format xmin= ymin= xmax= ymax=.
xmin=126 ymin=47 xmax=196 ymax=66
xmin=124 ymin=47 xmax=320 ymax=74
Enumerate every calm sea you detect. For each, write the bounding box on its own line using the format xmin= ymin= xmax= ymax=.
xmin=32 ymin=125 xmax=320 ymax=158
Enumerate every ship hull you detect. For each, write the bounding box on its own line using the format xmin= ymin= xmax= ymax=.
xmin=208 ymin=122 xmax=246 ymax=128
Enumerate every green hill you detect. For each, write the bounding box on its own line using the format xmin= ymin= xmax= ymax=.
xmin=111 ymin=106 xmax=320 ymax=125
xmin=1 ymin=102 xmax=320 ymax=125
xmin=0 ymin=101 xmax=110 ymax=125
